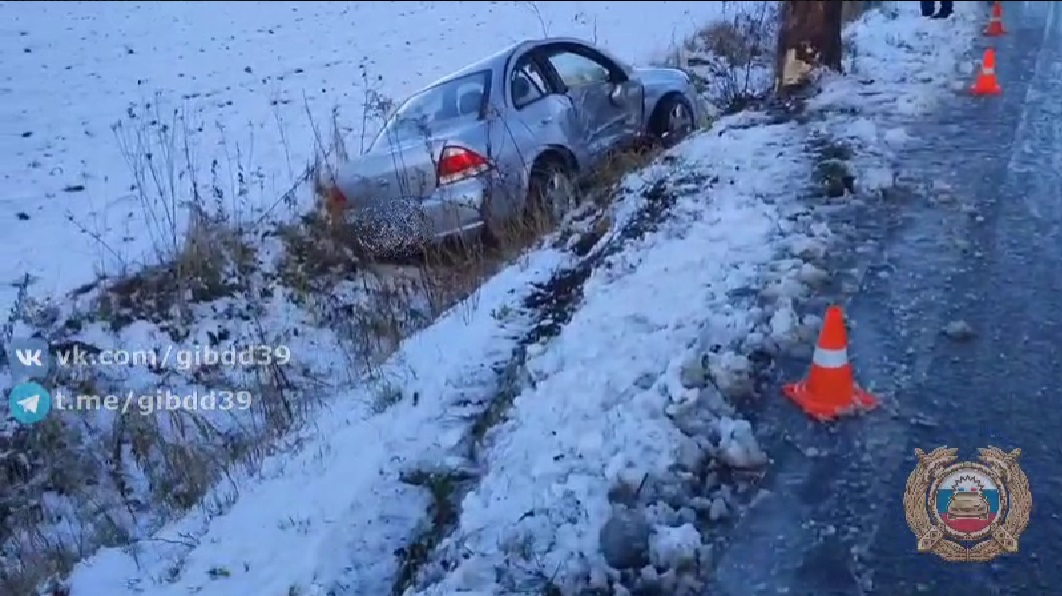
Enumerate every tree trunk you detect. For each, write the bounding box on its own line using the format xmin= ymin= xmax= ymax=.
xmin=841 ymin=1 xmax=864 ymax=24
xmin=775 ymin=0 xmax=845 ymax=96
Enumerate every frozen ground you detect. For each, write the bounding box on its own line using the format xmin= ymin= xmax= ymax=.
xmin=57 ymin=3 xmax=982 ymax=596
xmin=0 ymin=0 xmax=733 ymax=319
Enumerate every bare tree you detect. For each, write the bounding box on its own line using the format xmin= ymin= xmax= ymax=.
xmin=775 ymin=0 xmax=845 ymax=96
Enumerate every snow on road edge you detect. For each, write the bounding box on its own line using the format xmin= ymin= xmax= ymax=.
xmin=706 ymin=3 xmax=982 ymax=594
xmin=812 ymin=0 xmax=981 ymax=166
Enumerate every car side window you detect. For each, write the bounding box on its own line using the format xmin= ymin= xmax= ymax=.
xmin=511 ymin=60 xmax=549 ymax=109
xmin=544 ymin=50 xmax=611 ymax=88
xmin=452 ymin=80 xmax=486 ymax=117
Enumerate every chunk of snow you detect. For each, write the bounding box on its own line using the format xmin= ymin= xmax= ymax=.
xmin=649 ymin=523 xmax=703 ymax=570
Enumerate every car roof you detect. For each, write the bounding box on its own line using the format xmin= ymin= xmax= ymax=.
xmin=424 ymin=37 xmax=596 ymax=88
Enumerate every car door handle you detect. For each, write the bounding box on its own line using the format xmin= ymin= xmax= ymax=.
xmin=540 ymin=117 xmax=553 ymax=126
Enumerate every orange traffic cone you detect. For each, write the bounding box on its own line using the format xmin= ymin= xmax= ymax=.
xmin=971 ymin=48 xmax=1002 ymax=96
xmin=985 ymin=2 xmax=1006 ymax=36
xmin=783 ymin=305 xmax=877 ymax=421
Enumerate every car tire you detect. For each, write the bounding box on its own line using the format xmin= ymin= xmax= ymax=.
xmin=526 ymin=157 xmax=578 ymax=228
xmin=479 ymin=191 xmax=504 ymax=249
xmin=649 ymin=94 xmax=695 ymax=147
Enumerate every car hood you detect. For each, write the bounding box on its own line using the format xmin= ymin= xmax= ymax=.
xmin=630 ymin=66 xmax=691 ymax=88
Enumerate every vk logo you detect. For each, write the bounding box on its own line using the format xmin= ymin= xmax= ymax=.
xmin=3 ymin=337 xmax=51 ymax=381
xmin=16 ymin=349 xmax=43 ymax=366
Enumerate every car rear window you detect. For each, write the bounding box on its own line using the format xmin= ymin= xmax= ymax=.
xmin=373 ymin=71 xmax=491 ymax=146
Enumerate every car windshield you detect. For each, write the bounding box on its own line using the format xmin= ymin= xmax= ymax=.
xmin=372 ymin=71 xmax=490 ymax=147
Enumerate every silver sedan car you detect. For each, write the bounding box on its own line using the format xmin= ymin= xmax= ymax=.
xmin=324 ymin=36 xmax=700 ymax=252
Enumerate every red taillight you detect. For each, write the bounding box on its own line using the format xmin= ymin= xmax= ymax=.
xmin=323 ymin=185 xmax=348 ymax=218
xmin=326 ymin=186 xmax=347 ymax=206
xmin=437 ymin=146 xmax=489 ymax=185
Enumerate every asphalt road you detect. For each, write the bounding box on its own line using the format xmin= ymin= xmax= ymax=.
xmin=709 ymin=3 xmax=1062 ymax=594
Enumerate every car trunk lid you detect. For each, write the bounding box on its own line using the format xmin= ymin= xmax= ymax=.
xmin=334 ymin=139 xmax=444 ymax=204
xmin=333 ymin=120 xmax=490 ymax=205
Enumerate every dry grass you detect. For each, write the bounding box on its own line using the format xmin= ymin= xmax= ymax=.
xmin=663 ymin=1 xmax=780 ymax=114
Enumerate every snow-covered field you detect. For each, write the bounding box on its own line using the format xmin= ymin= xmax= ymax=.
xmin=0 ymin=0 xmax=732 ymax=319
xmin=49 ymin=3 xmax=981 ymax=596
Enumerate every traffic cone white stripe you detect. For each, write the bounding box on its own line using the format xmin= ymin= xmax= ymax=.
xmin=812 ymin=346 xmax=849 ymax=368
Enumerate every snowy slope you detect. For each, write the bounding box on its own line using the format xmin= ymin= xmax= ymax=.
xmin=409 ymin=120 xmax=810 ymax=596
xmin=0 ymin=0 xmax=730 ymax=319
xmin=65 ymin=114 xmax=812 ymax=596
xmin=61 ymin=3 xmax=982 ymax=596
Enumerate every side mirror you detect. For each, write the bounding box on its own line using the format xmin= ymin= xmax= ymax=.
xmin=609 ymin=81 xmax=636 ymax=106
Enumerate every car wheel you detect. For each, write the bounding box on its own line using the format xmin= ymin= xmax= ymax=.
xmin=650 ymin=94 xmax=695 ymax=147
xmin=527 ymin=158 xmax=577 ymax=227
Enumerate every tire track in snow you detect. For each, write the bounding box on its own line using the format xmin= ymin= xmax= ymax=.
xmin=382 ymin=169 xmax=701 ymax=596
